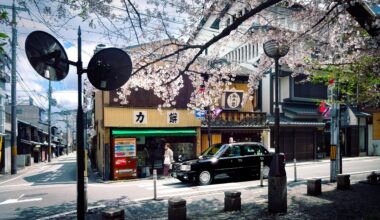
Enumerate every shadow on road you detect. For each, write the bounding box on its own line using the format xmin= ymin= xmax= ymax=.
xmin=285 ymin=182 xmax=380 ymax=219
xmin=13 ymin=182 xmax=380 ymax=219
xmin=23 ymin=158 xmax=76 ymax=185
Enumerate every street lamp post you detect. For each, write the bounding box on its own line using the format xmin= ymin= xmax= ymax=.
xmin=263 ymin=40 xmax=289 ymax=153
xmin=263 ymin=39 xmax=289 ymax=213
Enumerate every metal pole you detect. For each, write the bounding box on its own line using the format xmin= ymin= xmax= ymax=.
xmin=153 ymin=169 xmax=157 ymax=200
xmin=329 ymin=79 xmax=341 ymax=182
xmin=66 ymin=115 xmax=69 ymax=154
xmin=293 ymin=133 xmax=297 ymax=182
xmin=76 ymin=26 xmax=86 ymax=219
xmin=336 ymin=104 xmax=341 ymax=175
xmin=48 ymin=80 xmax=52 ymax=162
xmin=274 ymin=58 xmax=280 ymax=154
xmin=330 ymin=102 xmax=338 ymax=182
xmin=0 ymin=2 xmax=27 ymax=175
xmin=260 ymin=161 xmax=263 ymax=187
xmin=293 ymin=158 xmax=297 ymax=182
xmin=10 ymin=0 xmax=17 ymax=174
xmin=207 ymin=113 xmax=211 ymax=148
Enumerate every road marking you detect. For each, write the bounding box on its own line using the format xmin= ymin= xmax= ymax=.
xmin=0 ymin=194 xmax=42 ymax=205
xmin=0 ymin=183 xmax=33 ymax=188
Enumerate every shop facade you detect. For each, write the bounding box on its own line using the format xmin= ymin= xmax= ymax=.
xmin=93 ymin=90 xmax=201 ymax=180
xmin=200 ymin=111 xmax=270 ymax=152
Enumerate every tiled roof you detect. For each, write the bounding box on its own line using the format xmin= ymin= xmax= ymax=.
xmin=266 ymin=115 xmax=325 ymax=127
xmin=282 ymin=106 xmax=319 ymax=116
xmin=349 ymin=106 xmax=371 ymax=117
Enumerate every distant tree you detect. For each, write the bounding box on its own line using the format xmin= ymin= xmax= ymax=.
xmin=20 ymin=0 xmax=380 ymax=109
xmin=311 ymin=54 xmax=380 ymax=108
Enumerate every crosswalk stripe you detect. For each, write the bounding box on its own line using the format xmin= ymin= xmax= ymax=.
xmin=157 ymin=183 xmax=261 ymax=197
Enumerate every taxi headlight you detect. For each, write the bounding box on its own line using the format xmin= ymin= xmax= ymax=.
xmin=180 ymin=164 xmax=191 ymax=171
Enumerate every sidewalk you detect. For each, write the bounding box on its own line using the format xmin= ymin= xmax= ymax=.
xmin=285 ymin=155 xmax=380 ymax=167
xmin=56 ymin=173 xmax=380 ymax=219
xmin=0 ymin=153 xmax=74 ymax=183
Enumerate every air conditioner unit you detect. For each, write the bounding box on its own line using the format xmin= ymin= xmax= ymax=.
xmin=221 ymin=91 xmax=244 ymax=110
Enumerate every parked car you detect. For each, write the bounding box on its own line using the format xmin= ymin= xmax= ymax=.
xmin=170 ymin=142 xmax=273 ymax=185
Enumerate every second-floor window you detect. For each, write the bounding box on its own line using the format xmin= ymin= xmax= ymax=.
xmin=292 ymin=75 xmax=327 ymax=100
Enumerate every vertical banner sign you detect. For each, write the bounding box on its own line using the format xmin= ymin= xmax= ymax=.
xmin=330 ymin=145 xmax=336 ymax=160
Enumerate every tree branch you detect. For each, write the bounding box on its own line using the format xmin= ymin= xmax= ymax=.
xmin=123 ymin=0 xmax=140 ymax=45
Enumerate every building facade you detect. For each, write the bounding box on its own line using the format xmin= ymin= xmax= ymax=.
xmin=189 ymin=1 xmax=372 ymax=160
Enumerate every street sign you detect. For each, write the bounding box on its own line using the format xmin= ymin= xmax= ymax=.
xmin=195 ymin=109 xmax=207 ymax=120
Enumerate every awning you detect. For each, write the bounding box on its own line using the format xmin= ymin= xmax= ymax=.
xmin=112 ymin=129 xmax=197 ymax=137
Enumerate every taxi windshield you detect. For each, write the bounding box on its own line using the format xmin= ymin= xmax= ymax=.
xmin=201 ymin=143 xmax=225 ymax=157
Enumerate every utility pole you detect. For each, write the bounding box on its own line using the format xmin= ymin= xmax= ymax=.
xmin=65 ymin=114 xmax=70 ymax=154
xmin=0 ymin=0 xmax=28 ymax=174
xmin=48 ymin=79 xmax=52 ymax=162
xmin=329 ymin=80 xmax=340 ymax=182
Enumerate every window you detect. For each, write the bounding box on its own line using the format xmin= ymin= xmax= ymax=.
xmin=242 ymin=145 xmax=267 ymax=156
xmin=245 ymin=45 xmax=248 ymax=61
xmin=248 ymin=44 xmax=251 ymax=59
xmin=242 ymin=145 xmax=256 ymax=155
xmin=210 ymin=18 xmax=220 ymax=29
xmin=292 ymin=75 xmax=327 ymax=100
xmin=222 ymin=146 xmax=241 ymax=157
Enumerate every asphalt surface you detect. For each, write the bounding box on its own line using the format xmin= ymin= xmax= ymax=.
xmin=1 ymin=155 xmax=380 ymax=220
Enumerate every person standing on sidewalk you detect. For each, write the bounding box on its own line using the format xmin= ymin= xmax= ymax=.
xmin=163 ymin=143 xmax=174 ymax=177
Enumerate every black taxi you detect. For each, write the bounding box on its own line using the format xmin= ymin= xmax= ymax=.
xmin=170 ymin=142 xmax=273 ymax=185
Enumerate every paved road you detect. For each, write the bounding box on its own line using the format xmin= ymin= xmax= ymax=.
xmin=0 ymin=154 xmax=379 ymax=219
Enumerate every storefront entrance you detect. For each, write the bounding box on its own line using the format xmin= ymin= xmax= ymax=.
xmin=111 ymin=128 xmax=197 ymax=179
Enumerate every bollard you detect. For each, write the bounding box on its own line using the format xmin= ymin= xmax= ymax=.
xmin=337 ymin=174 xmax=350 ymax=190
xmin=293 ymin=158 xmax=297 ymax=182
xmin=102 ymin=208 xmax=125 ymax=220
xmin=224 ymin=191 xmax=241 ymax=212
xmin=168 ymin=197 xmax=186 ymax=220
xmin=268 ymin=153 xmax=287 ymax=213
xmin=260 ymin=161 xmax=264 ymax=187
xmin=307 ymin=178 xmax=322 ymax=196
xmin=153 ymin=169 xmax=157 ymax=200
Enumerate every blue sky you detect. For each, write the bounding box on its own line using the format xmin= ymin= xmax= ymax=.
xmin=0 ymin=0 xmax=122 ymax=112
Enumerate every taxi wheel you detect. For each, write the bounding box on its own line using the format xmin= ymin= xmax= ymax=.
xmin=198 ymin=170 xmax=213 ymax=185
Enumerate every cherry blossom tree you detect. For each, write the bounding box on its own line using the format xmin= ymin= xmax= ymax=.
xmin=19 ymin=0 xmax=380 ymax=109
xmin=0 ymin=10 xmax=9 ymax=53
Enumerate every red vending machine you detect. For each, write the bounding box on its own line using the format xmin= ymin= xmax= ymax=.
xmin=112 ymin=137 xmax=137 ymax=180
